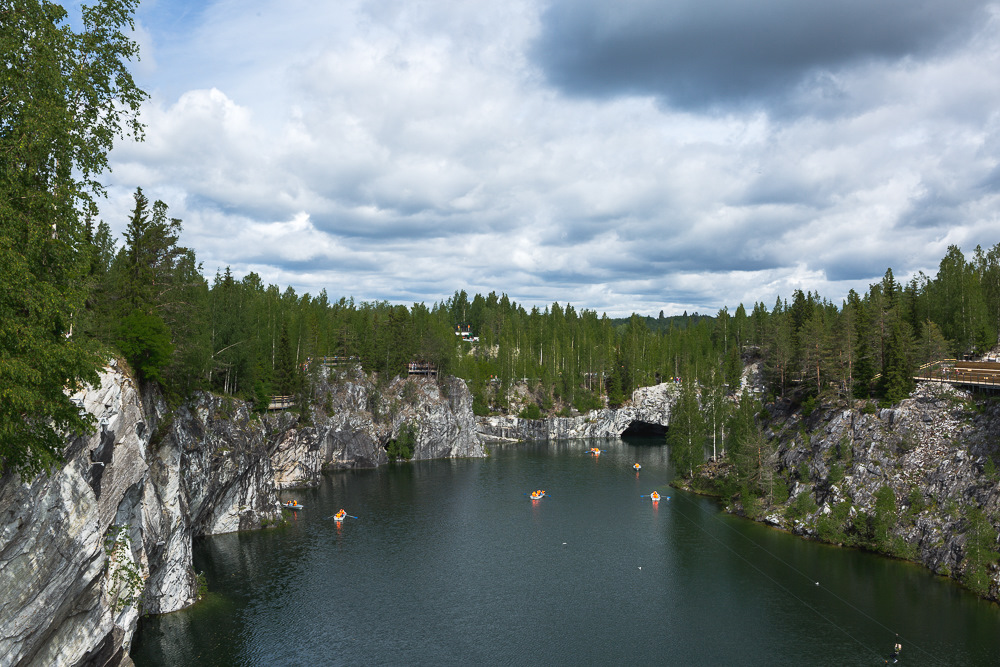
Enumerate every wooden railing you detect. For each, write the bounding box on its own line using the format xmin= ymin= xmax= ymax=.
xmin=914 ymin=360 xmax=1000 ymax=388
xmin=407 ymin=362 xmax=437 ymax=376
xmin=267 ymin=395 xmax=296 ymax=410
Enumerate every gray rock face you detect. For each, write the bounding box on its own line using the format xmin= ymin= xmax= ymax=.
xmin=0 ymin=363 xmax=150 ymax=667
xmin=270 ymin=369 xmax=485 ymax=488
xmin=477 ymin=382 xmax=678 ymax=442
xmin=739 ymin=382 xmax=1000 ymax=600
xmin=0 ymin=363 xmax=484 ymax=664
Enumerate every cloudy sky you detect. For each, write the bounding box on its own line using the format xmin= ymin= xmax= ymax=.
xmin=93 ymin=0 xmax=1000 ymax=316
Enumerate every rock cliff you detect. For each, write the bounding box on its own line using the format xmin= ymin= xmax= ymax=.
xmin=693 ymin=381 xmax=1000 ymax=601
xmin=270 ymin=367 xmax=485 ymax=488
xmin=0 ymin=363 xmax=484 ymax=666
xmin=476 ymin=382 xmax=678 ymax=442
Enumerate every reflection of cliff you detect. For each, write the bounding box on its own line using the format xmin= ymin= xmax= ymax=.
xmin=0 ymin=363 xmax=484 ymax=665
xmin=476 ymin=382 xmax=679 ymax=442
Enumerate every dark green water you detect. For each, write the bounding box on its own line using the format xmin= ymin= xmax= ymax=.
xmin=132 ymin=439 xmax=1000 ymax=666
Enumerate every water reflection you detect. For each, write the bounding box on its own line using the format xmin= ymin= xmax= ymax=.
xmin=133 ymin=438 xmax=1000 ymax=666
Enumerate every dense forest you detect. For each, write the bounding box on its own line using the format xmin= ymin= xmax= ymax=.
xmin=78 ymin=190 xmax=1000 ymax=429
xmin=4 ymin=0 xmax=1000 ymax=483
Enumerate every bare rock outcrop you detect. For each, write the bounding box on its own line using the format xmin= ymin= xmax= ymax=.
xmin=0 ymin=363 xmax=151 ymax=666
xmin=270 ymin=368 xmax=485 ymax=488
xmin=0 ymin=362 xmax=484 ymax=665
xmin=476 ymin=382 xmax=678 ymax=442
xmin=717 ymin=381 xmax=1000 ymax=600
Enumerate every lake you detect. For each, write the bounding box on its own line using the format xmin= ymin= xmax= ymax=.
xmin=132 ymin=438 xmax=1000 ymax=665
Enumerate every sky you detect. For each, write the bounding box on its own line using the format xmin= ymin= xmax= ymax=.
xmin=89 ymin=0 xmax=1000 ymax=317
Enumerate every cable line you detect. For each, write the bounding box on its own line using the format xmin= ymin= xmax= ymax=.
xmin=671 ymin=489 xmax=949 ymax=665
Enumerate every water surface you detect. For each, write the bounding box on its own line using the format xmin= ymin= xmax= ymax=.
xmin=133 ymin=439 xmax=1000 ymax=665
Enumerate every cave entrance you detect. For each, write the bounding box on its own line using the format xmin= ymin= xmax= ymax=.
xmin=621 ymin=420 xmax=667 ymax=439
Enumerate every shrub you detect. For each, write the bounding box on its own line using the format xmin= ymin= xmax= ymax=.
xmin=828 ymin=463 xmax=844 ymax=485
xmin=387 ymin=422 xmax=417 ymax=459
xmin=472 ymin=395 xmax=489 ymax=416
xmin=802 ymin=395 xmax=817 ymax=417
xmin=573 ymin=390 xmax=603 ymax=413
xmin=195 ymin=571 xmax=208 ymax=599
xmin=519 ymin=403 xmax=542 ymax=420
xmin=786 ymin=491 xmax=818 ymax=520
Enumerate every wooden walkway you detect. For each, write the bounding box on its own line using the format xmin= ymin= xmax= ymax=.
xmin=267 ymin=395 xmax=295 ymax=410
xmin=913 ymin=360 xmax=1000 ymax=388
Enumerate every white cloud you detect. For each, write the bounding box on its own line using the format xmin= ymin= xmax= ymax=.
xmin=100 ymin=0 xmax=1000 ymax=317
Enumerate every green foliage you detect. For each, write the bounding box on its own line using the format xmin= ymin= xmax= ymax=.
xmin=962 ymin=507 xmax=999 ymax=596
xmin=801 ymin=395 xmax=817 ymax=417
xmin=816 ymin=501 xmax=853 ymax=544
xmin=0 ymin=0 xmax=145 ymax=479
xmin=195 ymin=570 xmax=208 ymax=600
xmin=983 ymin=456 xmax=999 ymax=483
xmin=741 ymin=491 xmax=764 ymax=520
xmin=667 ymin=378 xmax=705 ymax=478
xmin=828 ymin=462 xmax=845 ymax=485
xmin=519 ymin=403 xmax=542 ymax=420
xmin=856 ymin=485 xmax=912 ymax=556
xmin=115 ymin=310 xmax=174 ymax=384
xmin=472 ymin=395 xmax=489 ymax=416
xmin=770 ymin=478 xmax=791 ymax=505
xmin=905 ymin=486 xmax=926 ymax=519
xmin=387 ymin=421 xmax=417 ymax=460
xmin=573 ymin=389 xmax=603 ymax=413
xmin=785 ymin=491 xmax=818 ymax=520
xmin=104 ymin=525 xmax=144 ymax=613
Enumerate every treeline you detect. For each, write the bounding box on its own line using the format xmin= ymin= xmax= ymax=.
xmin=77 ymin=188 xmax=1000 ymax=426
xmin=666 ymin=245 xmax=1000 ymax=532
xmin=74 ymin=190 xmax=738 ymax=413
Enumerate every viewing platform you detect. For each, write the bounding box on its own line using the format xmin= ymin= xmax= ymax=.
xmin=267 ymin=395 xmax=296 ymax=410
xmin=407 ymin=361 xmax=437 ymax=377
xmin=914 ymin=360 xmax=1000 ymax=389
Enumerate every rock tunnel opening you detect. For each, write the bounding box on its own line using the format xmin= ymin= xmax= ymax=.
xmin=621 ymin=420 xmax=667 ymax=438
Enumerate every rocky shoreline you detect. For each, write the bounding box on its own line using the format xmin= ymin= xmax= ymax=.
xmin=684 ymin=381 xmax=1000 ymax=602
xmin=0 ymin=363 xmax=484 ymax=666
xmin=5 ymin=366 xmax=999 ymax=665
